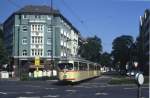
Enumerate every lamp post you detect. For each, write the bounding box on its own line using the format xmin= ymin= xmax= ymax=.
xmin=17 ymin=27 xmax=21 ymax=79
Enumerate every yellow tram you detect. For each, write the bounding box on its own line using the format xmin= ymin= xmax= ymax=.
xmin=57 ymin=58 xmax=101 ymax=82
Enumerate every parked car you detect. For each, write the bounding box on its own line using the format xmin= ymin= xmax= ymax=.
xmin=126 ymin=70 xmax=138 ymax=77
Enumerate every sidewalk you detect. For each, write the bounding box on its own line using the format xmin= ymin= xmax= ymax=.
xmin=0 ymin=77 xmax=20 ymax=81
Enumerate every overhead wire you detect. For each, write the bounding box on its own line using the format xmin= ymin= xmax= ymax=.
xmin=6 ymin=0 xmax=21 ymax=8
xmin=60 ymin=0 xmax=92 ymax=37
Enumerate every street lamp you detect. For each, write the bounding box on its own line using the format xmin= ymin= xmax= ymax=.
xmin=134 ymin=62 xmax=138 ymax=68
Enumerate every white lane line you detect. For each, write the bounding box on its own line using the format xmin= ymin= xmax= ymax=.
xmin=24 ymin=92 xmax=34 ymax=94
xmin=74 ymin=85 xmax=84 ymax=88
xmin=65 ymin=89 xmax=77 ymax=93
xmin=43 ymin=95 xmax=60 ymax=98
xmin=124 ymin=86 xmax=149 ymax=90
xmin=17 ymin=96 xmax=40 ymax=98
xmin=142 ymin=87 xmax=149 ymax=89
xmin=45 ymin=88 xmax=57 ymax=90
xmin=0 ymin=92 xmax=7 ymax=95
xmin=95 ymin=92 xmax=108 ymax=96
xmin=124 ymin=87 xmax=137 ymax=90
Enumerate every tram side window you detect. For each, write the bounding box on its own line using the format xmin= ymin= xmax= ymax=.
xmin=79 ymin=62 xmax=88 ymax=71
xmin=74 ymin=62 xmax=78 ymax=70
xmin=89 ymin=64 xmax=94 ymax=70
xmin=58 ymin=63 xmax=73 ymax=70
xmin=79 ymin=62 xmax=82 ymax=70
xmin=95 ymin=65 xmax=97 ymax=70
xmin=79 ymin=62 xmax=84 ymax=71
xmin=83 ymin=63 xmax=88 ymax=70
xmin=66 ymin=63 xmax=73 ymax=70
xmin=97 ymin=66 xmax=100 ymax=70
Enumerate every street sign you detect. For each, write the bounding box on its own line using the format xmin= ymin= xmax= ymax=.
xmin=35 ymin=56 xmax=40 ymax=66
xmin=135 ymin=73 xmax=144 ymax=98
xmin=135 ymin=73 xmax=144 ymax=85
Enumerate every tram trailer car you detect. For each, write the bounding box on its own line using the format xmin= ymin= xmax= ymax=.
xmin=57 ymin=58 xmax=101 ymax=82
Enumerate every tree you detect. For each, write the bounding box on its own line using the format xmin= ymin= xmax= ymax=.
xmin=78 ymin=35 xmax=102 ymax=63
xmin=100 ymin=52 xmax=112 ymax=68
xmin=111 ymin=35 xmax=134 ymax=71
xmin=135 ymin=36 xmax=146 ymax=73
xmin=0 ymin=29 xmax=9 ymax=67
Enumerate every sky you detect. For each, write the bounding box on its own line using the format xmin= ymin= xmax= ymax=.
xmin=0 ymin=0 xmax=150 ymax=53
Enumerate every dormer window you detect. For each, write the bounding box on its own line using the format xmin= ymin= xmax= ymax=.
xmin=47 ymin=15 xmax=51 ymax=20
xmin=23 ymin=15 xmax=27 ymax=19
xmin=144 ymin=13 xmax=147 ymax=19
xmin=22 ymin=26 xmax=27 ymax=32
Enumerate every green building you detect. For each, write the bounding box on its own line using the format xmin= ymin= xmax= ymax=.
xmin=3 ymin=5 xmax=79 ymax=77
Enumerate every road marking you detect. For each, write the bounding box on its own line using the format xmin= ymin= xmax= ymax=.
xmin=95 ymin=92 xmax=108 ymax=96
xmin=45 ymin=88 xmax=57 ymax=90
xmin=24 ymin=85 xmax=41 ymax=88
xmin=124 ymin=86 xmax=148 ymax=90
xmin=43 ymin=95 xmax=60 ymax=98
xmin=0 ymin=92 xmax=7 ymax=95
xmin=24 ymin=92 xmax=34 ymax=94
xmin=124 ymin=87 xmax=137 ymax=90
xmin=65 ymin=89 xmax=77 ymax=93
xmin=74 ymin=85 xmax=84 ymax=88
xmin=17 ymin=97 xmax=40 ymax=98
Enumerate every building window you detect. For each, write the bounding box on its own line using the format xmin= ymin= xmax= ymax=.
xmin=22 ymin=26 xmax=27 ymax=32
xmin=35 ymin=15 xmax=41 ymax=19
xmin=31 ymin=49 xmax=43 ymax=56
xmin=22 ymin=50 xmax=27 ymax=56
xmin=47 ymin=38 xmax=51 ymax=45
xmin=31 ymin=24 xmax=43 ymax=32
xmin=47 ymin=50 xmax=52 ymax=56
xmin=61 ymin=29 xmax=63 ymax=34
xmin=61 ymin=51 xmax=63 ymax=57
xmin=22 ymin=37 xmax=27 ymax=44
xmin=31 ymin=36 xmax=43 ymax=44
xmin=47 ymin=15 xmax=51 ymax=20
xmin=23 ymin=15 xmax=27 ymax=19
xmin=47 ymin=26 xmax=52 ymax=32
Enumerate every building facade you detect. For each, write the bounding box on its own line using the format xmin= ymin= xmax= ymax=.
xmin=3 ymin=5 xmax=79 ymax=76
xmin=139 ymin=9 xmax=149 ymax=74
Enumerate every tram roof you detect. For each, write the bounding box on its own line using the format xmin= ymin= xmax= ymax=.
xmin=59 ymin=57 xmax=101 ymax=66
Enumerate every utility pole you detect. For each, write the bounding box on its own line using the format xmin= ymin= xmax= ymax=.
xmin=51 ymin=0 xmax=54 ymax=77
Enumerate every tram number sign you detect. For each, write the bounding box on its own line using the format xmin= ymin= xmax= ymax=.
xmin=35 ymin=56 xmax=40 ymax=66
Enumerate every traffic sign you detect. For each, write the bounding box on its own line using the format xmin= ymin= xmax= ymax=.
xmin=35 ymin=56 xmax=40 ymax=66
xmin=135 ymin=73 xmax=144 ymax=85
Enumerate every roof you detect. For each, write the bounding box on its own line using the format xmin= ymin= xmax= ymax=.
xmin=15 ymin=5 xmax=59 ymax=15
xmin=4 ymin=5 xmax=80 ymax=34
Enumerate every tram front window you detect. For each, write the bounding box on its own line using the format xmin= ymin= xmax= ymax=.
xmin=58 ymin=63 xmax=73 ymax=70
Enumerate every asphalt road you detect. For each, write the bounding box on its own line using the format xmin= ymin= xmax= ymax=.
xmin=0 ymin=76 xmax=149 ymax=98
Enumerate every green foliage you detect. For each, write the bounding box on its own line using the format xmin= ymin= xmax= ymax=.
xmin=100 ymin=52 xmax=112 ymax=67
xmin=78 ymin=35 xmax=102 ymax=63
xmin=111 ymin=35 xmax=134 ymax=70
xmin=108 ymin=76 xmax=149 ymax=85
xmin=135 ymin=36 xmax=146 ymax=72
xmin=108 ymin=77 xmax=135 ymax=84
xmin=0 ymin=29 xmax=9 ymax=65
